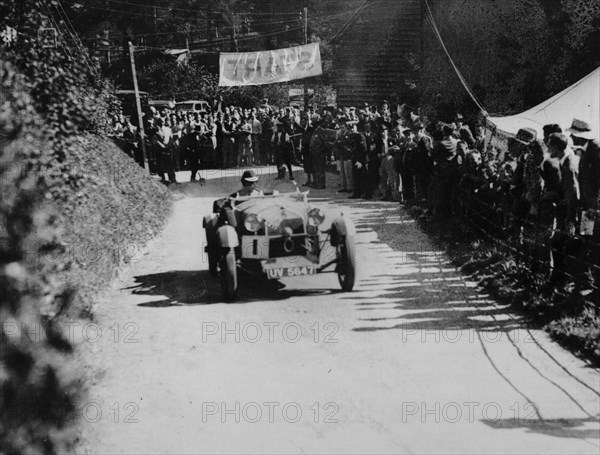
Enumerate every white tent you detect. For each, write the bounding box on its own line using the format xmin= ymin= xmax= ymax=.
xmin=487 ymin=67 xmax=600 ymax=138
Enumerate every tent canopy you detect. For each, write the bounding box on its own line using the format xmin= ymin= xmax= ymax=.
xmin=487 ymin=67 xmax=600 ymax=138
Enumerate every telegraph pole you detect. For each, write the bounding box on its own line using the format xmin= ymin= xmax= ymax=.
xmin=303 ymin=6 xmax=309 ymax=110
xmin=128 ymin=41 xmax=149 ymax=172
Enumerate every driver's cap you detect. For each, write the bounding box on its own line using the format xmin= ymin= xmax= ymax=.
xmin=241 ymin=170 xmax=259 ymax=182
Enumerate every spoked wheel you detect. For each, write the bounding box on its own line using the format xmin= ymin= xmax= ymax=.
xmin=337 ymin=235 xmax=356 ymax=291
xmin=220 ymin=248 xmax=238 ymax=302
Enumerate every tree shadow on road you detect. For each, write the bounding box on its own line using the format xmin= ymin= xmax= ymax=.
xmin=340 ymin=199 xmax=600 ymax=441
xmin=128 ymin=270 xmax=338 ymax=306
xmin=481 ymin=416 xmax=600 ymax=439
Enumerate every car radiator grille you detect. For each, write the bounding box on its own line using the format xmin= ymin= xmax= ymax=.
xmin=269 ymin=236 xmax=307 ymax=258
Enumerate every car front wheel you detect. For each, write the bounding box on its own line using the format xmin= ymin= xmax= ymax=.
xmin=337 ymin=235 xmax=356 ymax=291
xmin=220 ymin=248 xmax=238 ymax=302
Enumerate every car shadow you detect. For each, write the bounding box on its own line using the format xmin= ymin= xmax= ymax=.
xmin=129 ymin=270 xmax=338 ymax=306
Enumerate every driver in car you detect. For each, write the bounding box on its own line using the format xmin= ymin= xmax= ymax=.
xmin=230 ymin=170 xmax=264 ymax=198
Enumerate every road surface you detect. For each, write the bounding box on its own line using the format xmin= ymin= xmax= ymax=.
xmin=77 ymin=167 xmax=600 ymax=454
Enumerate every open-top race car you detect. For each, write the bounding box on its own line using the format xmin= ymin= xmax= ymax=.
xmin=202 ymin=189 xmax=357 ymax=301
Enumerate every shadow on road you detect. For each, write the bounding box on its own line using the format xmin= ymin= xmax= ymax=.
xmin=339 ymin=199 xmax=524 ymax=334
xmin=128 ymin=270 xmax=339 ymax=306
xmin=482 ymin=416 xmax=600 ymax=439
xmin=335 ymin=197 xmax=600 ymax=439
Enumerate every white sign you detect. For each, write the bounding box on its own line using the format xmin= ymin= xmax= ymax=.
xmin=219 ymin=43 xmax=322 ymax=87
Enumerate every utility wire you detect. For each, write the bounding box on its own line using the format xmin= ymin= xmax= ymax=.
xmin=54 ymin=0 xmax=98 ymax=74
xmin=62 ymin=0 xmax=306 ymax=18
xmin=133 ymin=22 xmax=307 ymax=52
xmin=98 ymin=0 xmax=305 ymax=16
xmin=423 ymin=0 xmax=486 ymax=114
xmin=40 ymin=0 xmax=78 ymax=64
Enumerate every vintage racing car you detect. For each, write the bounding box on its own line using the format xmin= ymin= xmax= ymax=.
xmin=203 ymin=190 xmax=357 ymax=301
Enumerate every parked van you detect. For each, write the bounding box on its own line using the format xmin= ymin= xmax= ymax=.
xmin=176 ymin=100 xmax=210 ymax=113
xmin=149 ymin=99 xmax=176 ymax=112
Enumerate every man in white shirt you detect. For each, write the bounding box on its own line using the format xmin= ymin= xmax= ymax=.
xmin=251 ymin=113 xmax=263 ymax=165
xmin=152 ymin=117 xmax=177 ymax=184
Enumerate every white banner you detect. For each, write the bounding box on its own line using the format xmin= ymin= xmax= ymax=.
xmin=219 ymin=43 xmax=322 ymax=87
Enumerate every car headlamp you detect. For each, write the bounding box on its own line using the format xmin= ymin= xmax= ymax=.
xmin=244 ymin=213 xmax=264 ymax=232
xmin=307 ymin=208 xmax=325 ymax=227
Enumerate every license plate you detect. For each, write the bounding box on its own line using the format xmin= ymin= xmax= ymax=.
xmin=265 ymin=266 xmax=316 ymax=279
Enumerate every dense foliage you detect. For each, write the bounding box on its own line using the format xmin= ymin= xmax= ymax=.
xmin=423 ymin=0 xmax=600 ymax=120
xmin=1 ymin=1 xmax=171 ymax=453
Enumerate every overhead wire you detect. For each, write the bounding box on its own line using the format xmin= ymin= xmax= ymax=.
xmin=423 ymin=0 xmax=486 ymax=114
xmin=54 ymin=0 xmax=99 ymax=74
xmin=62 ymin=0 xmax=356 ymax=26
xmin=70 ymin=5 xmax=356 ymax=51
xmin=97 ymin=0 xmax=305 ymax=16
xmin=39 ymin=0 xmax=78 ymax=64
xmin=61 ymin=0 xmax=309 ymax=19
xmin=133 ymin=22 xmax=308 ymax=52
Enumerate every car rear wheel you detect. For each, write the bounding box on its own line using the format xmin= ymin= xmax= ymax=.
xmin=337 ymin=235 xmax=356 ymax=291
xmin=220 ymin=248 xmax=238 ymax=302
xmin=207 ymin=248 xmax=218 ymax=277
xmin=203 ymin=215 xmax=219 ymax=277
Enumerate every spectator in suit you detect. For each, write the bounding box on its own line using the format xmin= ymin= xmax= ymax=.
xmin=546 ymin=132 xmax=580 ymax=286
xmin=543 ymin=123 xmax=562 ymax=145
xmin=238 ymin=117 xmax=253 ymax=167
xmin=299 ymin=114 xmax=315 ymax=186
xmin=334 ymin=117 xmax=354 ymax=193
xmin=221 ymin=115 xmax=236 ymax=168
xmin=411 ymin=122 xmax=433 ymax=201
xmin=568 ymin=119 xmax=600 ymax=299
xmin=431 ymin=124 xmax=460 ymax=218
xmin=395 ymin=128 xmax=415 ymax=203
xmin=510 ymin=128 xmax=540 ymax=224
xmin=363 ymin=120 xmax=382 ymax=199
xmin=455 ymin=113 xmax=476 ymax=149
xmin=350 ymin=122 xmax=368 ymax=199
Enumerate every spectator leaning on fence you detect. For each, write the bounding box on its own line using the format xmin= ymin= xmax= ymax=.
xmin=568 ymin=119 xmax=600 ymax=299
xmin=545 ymin=132 xmax=580 ymax=286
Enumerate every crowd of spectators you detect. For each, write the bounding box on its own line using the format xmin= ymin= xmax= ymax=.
xmin=109 ymin=96 xmax=599 ymax=302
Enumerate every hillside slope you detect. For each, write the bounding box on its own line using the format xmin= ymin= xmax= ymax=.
xmin=0 ymin=1 xmax=172 ymax=452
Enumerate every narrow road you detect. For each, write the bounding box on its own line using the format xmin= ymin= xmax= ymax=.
xmin=78 ymin=167 xmax=600 ymax=454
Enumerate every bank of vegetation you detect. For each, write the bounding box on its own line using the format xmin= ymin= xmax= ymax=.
xmin=0 ymin=1 xmax=171 ymax=453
